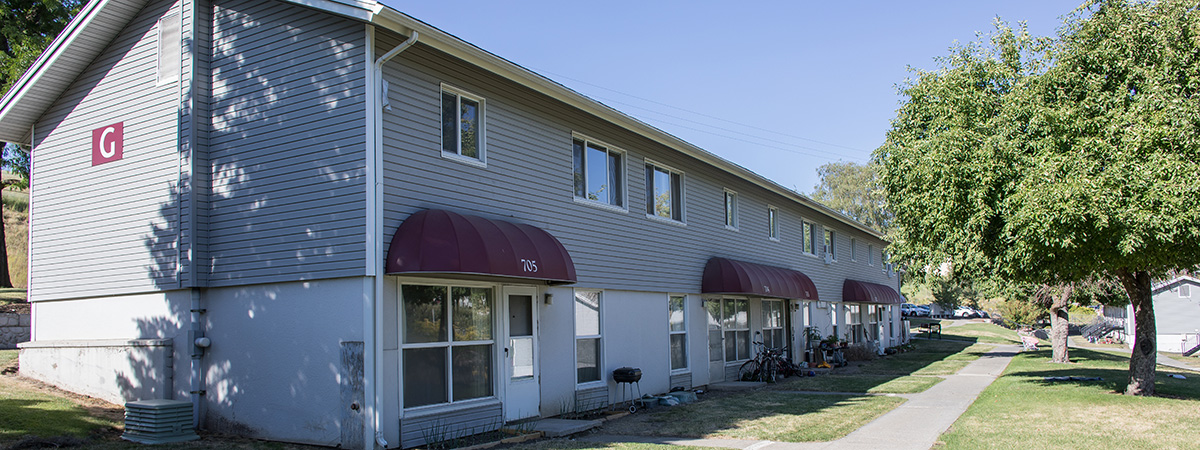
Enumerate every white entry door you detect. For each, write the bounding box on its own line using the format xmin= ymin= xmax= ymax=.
xmin=503 ymin=287 xmax=539 ymax=421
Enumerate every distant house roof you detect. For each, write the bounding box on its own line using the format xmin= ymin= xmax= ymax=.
xmin=1153 ymin=270 xmax=1199 ymax=294
xmin=0 ymin=0 xmax=886 ymax=240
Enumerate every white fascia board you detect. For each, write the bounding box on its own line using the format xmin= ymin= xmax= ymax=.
xmin=281 ymin=0 xmax=381 ymax=21
xmin=0 ymin=0 xmax=130 ymax=144
xmin=370 ymin=6 xmax=886 ymax=242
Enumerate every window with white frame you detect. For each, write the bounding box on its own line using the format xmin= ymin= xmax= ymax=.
xmin=157 ymin=13 xmax=181 ymax=85
xmin=802 ymin=221 xmax=816 ymax=254
xmin=768 ymin=207 xmax=779 ymax=240
xmin=847 ymin=304 xmax=863 ymax=344
xmin=401 ymin=284 xmax=494 ymax=409
xmin=722 ymin=298 xmax=750 ymax=361
xmin=441 ymin=86 xmax=485 ymax=162
xmin=868 ymin=244 xmax=875 ymax=265
xmin=850 ymin=238 xmax=858 ymax=261
xmin=575 ymin=290 xmax=603 ymax=384
xmin=724 ymin=189 xmax=739 ymax=229
xmin=762 ymin=300 xmax=784 ymax=349
xmin=645 ymin=161 xmax=683 ymax=221
xmin=824 ymin=228 xmax=837 ymax=260
xmin=868 ymin=305 xmax=880 ymax=341
xmin=1181 ymin=284 xmax=1192 ymax=298
xmin=668 ymin=296 xmax=687 ymax=371
xmin=573 ymin=137 xmax=624 ymax=208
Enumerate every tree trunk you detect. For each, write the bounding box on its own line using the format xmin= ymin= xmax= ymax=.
xmin=1117 ymin=268 xmax=1155 ymax=396
xmin=1049 ymin=285 xmax=1072 ymax=363
xmin=0 ymin=191 xmax=11 ymax=288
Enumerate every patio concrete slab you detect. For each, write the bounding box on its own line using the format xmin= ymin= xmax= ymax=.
xmin=529 ymin=418 xmax=601 ymax=438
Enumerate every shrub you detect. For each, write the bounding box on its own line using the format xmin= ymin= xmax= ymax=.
xmin=996 ymin=298 xmax=1048 ymax=328
xmin=843 ymin=343 xmax=876 ymax=361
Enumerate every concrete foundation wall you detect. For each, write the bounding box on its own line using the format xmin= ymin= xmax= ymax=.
xmin=0 ymin=313 xmax=29 ymax=349
xmin=21 ymin=291 xmax=194 ymax=403
xmin=19 ymin=339 xmax=174 ymax=404
xmin=201 ymin=277 xmax=366 ymax=447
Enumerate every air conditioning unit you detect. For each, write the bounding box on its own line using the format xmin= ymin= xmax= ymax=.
xmin=823 ymin=253 xmax=833 ymax=265
xmin=887 ymin=263 xmax=896 ymax=278
xmin=122 ymin=399 xmax=199 ymax=444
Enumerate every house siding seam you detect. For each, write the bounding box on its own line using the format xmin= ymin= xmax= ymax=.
xmin=376 ymin=30 xmax=893 ymax=302
xmin=206 ymin=0 xmax=367 ymax=287
xmin=29 ymin=0 xmax=185 ymax=301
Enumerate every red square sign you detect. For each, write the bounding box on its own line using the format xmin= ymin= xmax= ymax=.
xmin=92 ymin=122 xmax=123 ymax=166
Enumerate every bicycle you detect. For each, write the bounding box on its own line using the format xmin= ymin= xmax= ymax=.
xmin=739 ymin=341 xmax=800 ymax=382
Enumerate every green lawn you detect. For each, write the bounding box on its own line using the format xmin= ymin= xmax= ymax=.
xmin=937 ymin=347 xmax=1200 ymax=449
xmin=0 ymin=351 xmax=121 ymax=445
xmin=938 ymin=322 xmax=1025 ymax=345
xmin=774 ymin=338 xmax=990 ymax=393
xmin=509 ymin=441 xmax=725 ymax=450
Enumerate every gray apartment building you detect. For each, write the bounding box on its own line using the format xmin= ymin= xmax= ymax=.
xmin=0 ymin=0 xmax=906 ymax=448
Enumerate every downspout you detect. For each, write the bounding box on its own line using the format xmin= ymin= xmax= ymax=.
xmin=366 ymin=27 xmax=418 ymax=450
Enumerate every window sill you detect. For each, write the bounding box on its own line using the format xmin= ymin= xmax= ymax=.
xmin=576 ymin=380 xmax=607 ymax=390
xmin=670 ymin=368 xmax=691 ymax=375
xmin=574 ymin=196 xmax=628 ymax=214
xmin=724 ymin=225 xmax=739 ymax=232
xmin=645 ymin=213 xmax=686 ymax=227
xmin=769 ymin=237 xmax=780 ymax=242
xmin=441 ymin=151 xmax=488 ymax=168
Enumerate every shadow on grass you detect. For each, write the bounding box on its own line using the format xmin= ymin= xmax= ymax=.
xmin=0 ymin=397 xmax=113 ymax=444
xmin=601 ymin=338 xmax=990 ymax=443
xmin=1001 ymin=347 xmax=1200 ymax=399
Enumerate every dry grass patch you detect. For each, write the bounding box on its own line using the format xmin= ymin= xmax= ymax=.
xmin=600 ymin=390 xmax=903 ymax=442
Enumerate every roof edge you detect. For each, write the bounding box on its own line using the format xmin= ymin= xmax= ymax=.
xmin=368 ymin=4 xmax=887 ymax=242
xmin=0 ymin=0 xmax=117 ymax=144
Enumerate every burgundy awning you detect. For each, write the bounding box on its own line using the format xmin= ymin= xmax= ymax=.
xmin=701 ymin=257 xmax=819 ymax=300
xmin=842 ymin=279 xmax=903 ymax=305
xmin=385 ymin=209 xmax=577 ymax=285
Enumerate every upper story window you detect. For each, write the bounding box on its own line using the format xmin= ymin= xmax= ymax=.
xmin=824 ymin=228 xmax=836 ymax=260
xmin=768 ymin=207 xmax=779 ymax=240
xmin=724 ymin=189 xmax=739 ymax=230
xmin=802 ymin=221 xmax=816 ymax=255
xmin=157 ymin=13 xmax=181 ymax=85
xmin=441 ymin=85 xmax=486 ymax=164
xmin=645 ymin=160 xmax=683 ymax=222
xmin=573 ymin=136 xmax=624 ymax=208
xmin=850 ymin=238 xmax=858 ymax=261
xmin=1181 ymin=284 xmax=1192 ymax=298
xmin=868 ymin=244 xmax=875 ymax=265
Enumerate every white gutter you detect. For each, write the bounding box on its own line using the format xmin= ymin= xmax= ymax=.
xmin=365 ymin=25 xmax=418 ymax=450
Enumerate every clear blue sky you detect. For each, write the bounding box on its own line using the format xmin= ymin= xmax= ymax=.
xmin=380 ymin=1 xmax=1083 ymax=194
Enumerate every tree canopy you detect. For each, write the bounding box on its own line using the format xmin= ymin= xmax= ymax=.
xmin=810 ymin=160 xmax=892 ymax=234
xmin=876 ymin=0 xmax=1200 ymax=395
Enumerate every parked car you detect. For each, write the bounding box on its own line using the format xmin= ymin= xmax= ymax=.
xmin=901 ymin=303 xmax=917 ymax=316
xmin=953 ymin=306 xmax=979 ymax=319
xmin=913 ymin=305 xmax=931 ymax=317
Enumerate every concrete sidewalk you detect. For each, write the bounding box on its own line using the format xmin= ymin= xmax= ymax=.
xmin=579 ymin=345 xmax=1020 ymax=450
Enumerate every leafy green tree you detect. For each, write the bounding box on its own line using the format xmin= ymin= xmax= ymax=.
xmin=877 ymin=1 xmax=1200 ymax=396
xmin=811 ymin=161 xmax=891 ymax=234
xmin=0 ymin=0 xmax=82 ymax=287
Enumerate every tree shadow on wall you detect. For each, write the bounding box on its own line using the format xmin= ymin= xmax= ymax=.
xmin=132 ymin=1 xmax=373 ymax=446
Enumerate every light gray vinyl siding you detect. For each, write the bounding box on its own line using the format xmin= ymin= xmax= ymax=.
xmin=670 ymin=372 xmax=691 ymax=390
xmin=29 ymin=0 xmax=185 ymax=301
xmin=378 ymin=31 xmax=894 ymax=305
xmin=1154 ymin=279 xmax=1200 ymax=335
xmin=206 ymin=0 xmax=366 ymax=286
xmin=574 ymin=385 xmax=609 ymax=410
xmin=400 ymin=402 xmax=502 ymax=449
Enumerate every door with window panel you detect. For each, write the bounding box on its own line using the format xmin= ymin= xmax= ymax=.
xmin=504 ymin=287 xmax=538 ymax=421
